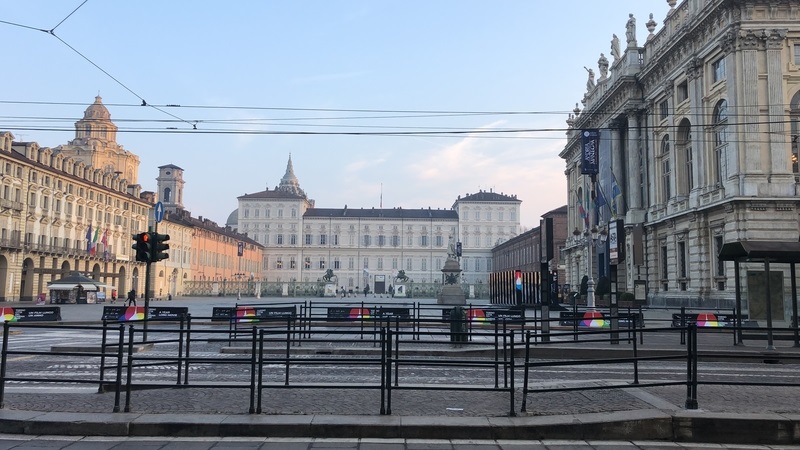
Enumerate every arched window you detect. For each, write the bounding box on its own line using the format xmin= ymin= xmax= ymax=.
xmin=660 ymin=135 xmax=671 ymax=202
xmin=676 ymin=119 xmax=693 ymax=194
xmin=163 ymin=187 xmax=171 ymax=203
xmin=791 ymin=91 xmax=800 ymax=174
xmin=712 ymin=100 xmax=728 ymax=184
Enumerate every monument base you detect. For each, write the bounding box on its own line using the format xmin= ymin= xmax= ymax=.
xmin=437 ymin=285 xmax=466 ymax=305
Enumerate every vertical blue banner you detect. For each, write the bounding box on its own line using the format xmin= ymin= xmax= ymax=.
xmin=581 ymin=129 xmax=600 ymax=175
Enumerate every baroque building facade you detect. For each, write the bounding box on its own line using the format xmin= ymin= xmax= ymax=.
xmin=229 ymin=157 xmax=521 ymax=296
xmin=0 ymin=98 xmax=265 ymax=302
xmin=0 ymin=97 xmax=151 ymax=301
xmin=561 ymin=0 xmax=800 ymax=313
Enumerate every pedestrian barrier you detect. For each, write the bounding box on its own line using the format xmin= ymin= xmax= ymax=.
xmin=2 ymin=315 xmax=800 ymax=416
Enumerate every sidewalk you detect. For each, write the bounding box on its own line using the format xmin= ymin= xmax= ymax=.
xmin=2 ymin=296 xmax=800 ymax=444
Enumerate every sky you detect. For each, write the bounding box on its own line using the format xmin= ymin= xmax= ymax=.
xmin=0 ymin=1 xmax=673 ymax=230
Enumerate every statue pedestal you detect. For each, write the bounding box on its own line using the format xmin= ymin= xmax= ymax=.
xmin=438 ymin=285 xmax=466 ymax=305
xmin=437 ymin=257 xmax=465 ymax=305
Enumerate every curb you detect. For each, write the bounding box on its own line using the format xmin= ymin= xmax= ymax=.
xmin=0 ymin=409 xmax=798 ymax=444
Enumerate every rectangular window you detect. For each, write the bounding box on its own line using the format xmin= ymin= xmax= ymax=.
xmin=277 ymin=234 xmax=284 ymax=245
xmin=319 ymin=258 xmax=325 ymax=269
xmin=392 ymin=258 xmax=398 ymax=269
xmin=659 ymin=100 xmax=669 ymax=120
xmin=677 ymin=81 xmax=688 ymax=102
xmin=406 ymin=258 xmax=412 ymax=270
xmin=378 ymin=235 xmax=385 ymax=246
xmin=435 ymin=235 xmax=443 ymax=247
xmin=348 ymin=257 xmax=354 ymax=269
xmin=305 ymin=234 xmax=312 ymax=245
xmin=420 ymin=235 xmax=428 ymax=247
xmin=332 ymin=234 xmax=339 ymax=245
xmin=714 ymin=236 xmax=725 ymax=278
xmin=290 ymin=257 xmax=296 ymax=269
xmin=795 ymin=44 xmax=800 ymax=64
xmin=334 ymin=257 xmax=340 ymax=269
xmin=678 ymin=241 xmax=687 ymax=279
xmin=290 ymin=234 xmax=297 ymax=245
xmin=421 ymin=259 xmax=427 ymax=271
xmin=304 ymin=257 xmax=311 ymax=269
xmin=377 ymin=257 xmax=383 ymax=270
xmin=320 ymin=234 xmax=327 ymax=245
xmin=276 ymin=257 xmax=283 ymax=269
xmin=363 ymin=235 xmax=371 ymax=246
xmin=712 ymin=57 xmax=726 ymax=83
xmin=392 ymin=235 xmax=400 ymax=247
xmin=363 ymin=257 xmax=369 ymax=269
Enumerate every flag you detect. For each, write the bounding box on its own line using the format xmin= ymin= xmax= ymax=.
xmin=595 ymin=184 xmax=608 ymax=209
xmin=578 ymin=202 xmax=589 ymax=228
xmin=611 ymin=173 xmax=624 ymax=217
xmin=101 ymin=228 xmax=109 ymax=260
xmin=90 ymin=227 xmax=100 ymax=255
xmin=85 ymin=224 xmax=93 ymax=253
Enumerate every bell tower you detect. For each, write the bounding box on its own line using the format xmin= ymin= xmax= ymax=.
xmin=156 ymin=164 xmax=185 ymax=212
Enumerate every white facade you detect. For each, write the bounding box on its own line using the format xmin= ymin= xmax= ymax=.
xmin=234 ymin=157 xmax=521 ymax=292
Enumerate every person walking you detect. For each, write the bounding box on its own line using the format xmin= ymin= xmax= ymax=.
xmin=127 ymin=289 xmax=137 ymax=306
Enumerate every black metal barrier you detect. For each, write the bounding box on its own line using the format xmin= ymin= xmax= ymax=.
xmin=4 ymin=316 xmax=800 ymax=416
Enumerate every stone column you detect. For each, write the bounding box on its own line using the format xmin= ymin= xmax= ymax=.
xmin=686 ymin=58 xmax=704 ymax=190
xmin=766 ymin=30 xmax=789 ymax=176
xmin=720 ymin=32 xmax=738 ymax=193
xmin=739 ymin=30 xmax=763 ymax=177
xmin=625 ymin=109 xmax=644 ymax=224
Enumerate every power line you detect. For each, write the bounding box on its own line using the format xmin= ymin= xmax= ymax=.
xmin=0 ymin=2 xmax=197 ymax=130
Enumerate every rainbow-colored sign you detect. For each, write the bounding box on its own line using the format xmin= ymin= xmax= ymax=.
xmin=581 ymin=310 xmax=608 ymax=328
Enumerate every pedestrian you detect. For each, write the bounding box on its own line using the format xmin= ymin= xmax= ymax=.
xmin=111 ymin=289 xmax=117 ymax=304
xmin=127 ymin=289 xmax=136 ymax=306
xmin=363 ymin=286 xmax=368 ymax=297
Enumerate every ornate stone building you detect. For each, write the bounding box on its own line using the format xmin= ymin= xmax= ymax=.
xmin=229 ymin=157 xmax=521 ymax=296
xmin=0 ymin=97 xmax=150 ymax=301
xmin=561 ymin=0 xmax=800 ymax=313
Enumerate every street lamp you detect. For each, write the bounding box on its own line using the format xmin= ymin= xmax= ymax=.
xmin=575 ymin=225 xmax=599 ymax=308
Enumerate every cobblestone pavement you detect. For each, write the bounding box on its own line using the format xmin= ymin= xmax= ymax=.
xmin=4 ymin=384 xmax=800 ymax=417
xmin=1 ymin=435 xmax=799 ymax=449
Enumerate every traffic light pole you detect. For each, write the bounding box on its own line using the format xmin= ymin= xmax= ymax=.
xmin=143 ymin=226 xmax=154 ymax=342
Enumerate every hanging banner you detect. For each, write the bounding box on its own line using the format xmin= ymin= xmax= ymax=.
xmin=581 ymin=129 xmax=600 ymax=175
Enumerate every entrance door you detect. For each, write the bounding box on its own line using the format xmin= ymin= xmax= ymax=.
xmin=374 ymin=275 xmax=386 ymax=294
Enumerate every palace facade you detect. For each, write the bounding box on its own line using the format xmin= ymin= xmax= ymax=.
xmin=561 ymin=0 xmax=800 ymax=314
xmin=0 ymin=97 xmax=150 ymax=301
xmin=229 ymin=157 xmax=521 ymax=295
xmin=0 ymin=98 xmax=264 ymax=302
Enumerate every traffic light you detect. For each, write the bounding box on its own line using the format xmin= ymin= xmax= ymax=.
xmin=132 ymin=232 xmax=151 ymax=263
xmin=150 ymin=232 xmax=170 ymax=262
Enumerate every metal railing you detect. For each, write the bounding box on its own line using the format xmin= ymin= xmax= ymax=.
xmin=2 ymin=315 xmax=800 ymax=416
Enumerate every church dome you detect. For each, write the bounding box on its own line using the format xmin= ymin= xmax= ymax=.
xmin=226 ymin=208 xmax=239 ymax=230
xmin=82 ymin=96 xmax=112 ymax=121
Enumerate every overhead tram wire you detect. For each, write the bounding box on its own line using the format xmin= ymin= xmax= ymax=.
xmin=0 ymin=1 xmax=197 ymax=131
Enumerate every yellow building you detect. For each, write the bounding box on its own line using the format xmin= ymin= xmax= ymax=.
xmin=0 ymin=97 xmax=150 ymax=301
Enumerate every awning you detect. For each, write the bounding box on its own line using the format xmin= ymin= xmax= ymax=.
xmin=46 ymin=272 xmax=112 ymax=291
xmin=718 ymin=240 xmax=800 ymax=264
xmin=47 ymin=283 xmax=99 ymax=291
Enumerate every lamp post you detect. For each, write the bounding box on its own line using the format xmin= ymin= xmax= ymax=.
xmin=579 ymin=225 xmax=599 ymax=308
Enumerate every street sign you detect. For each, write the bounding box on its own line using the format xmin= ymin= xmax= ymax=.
xmin=154 ymin=202 xmax=164 ymax=223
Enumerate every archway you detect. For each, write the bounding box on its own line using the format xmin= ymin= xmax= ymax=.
xmin=20 ymin=258 xmax=35 ymax=302
xmin=118 ymin=265 xmax=127 ymax=298
xmin=60 ymin=261 xmax=71 ymax=277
